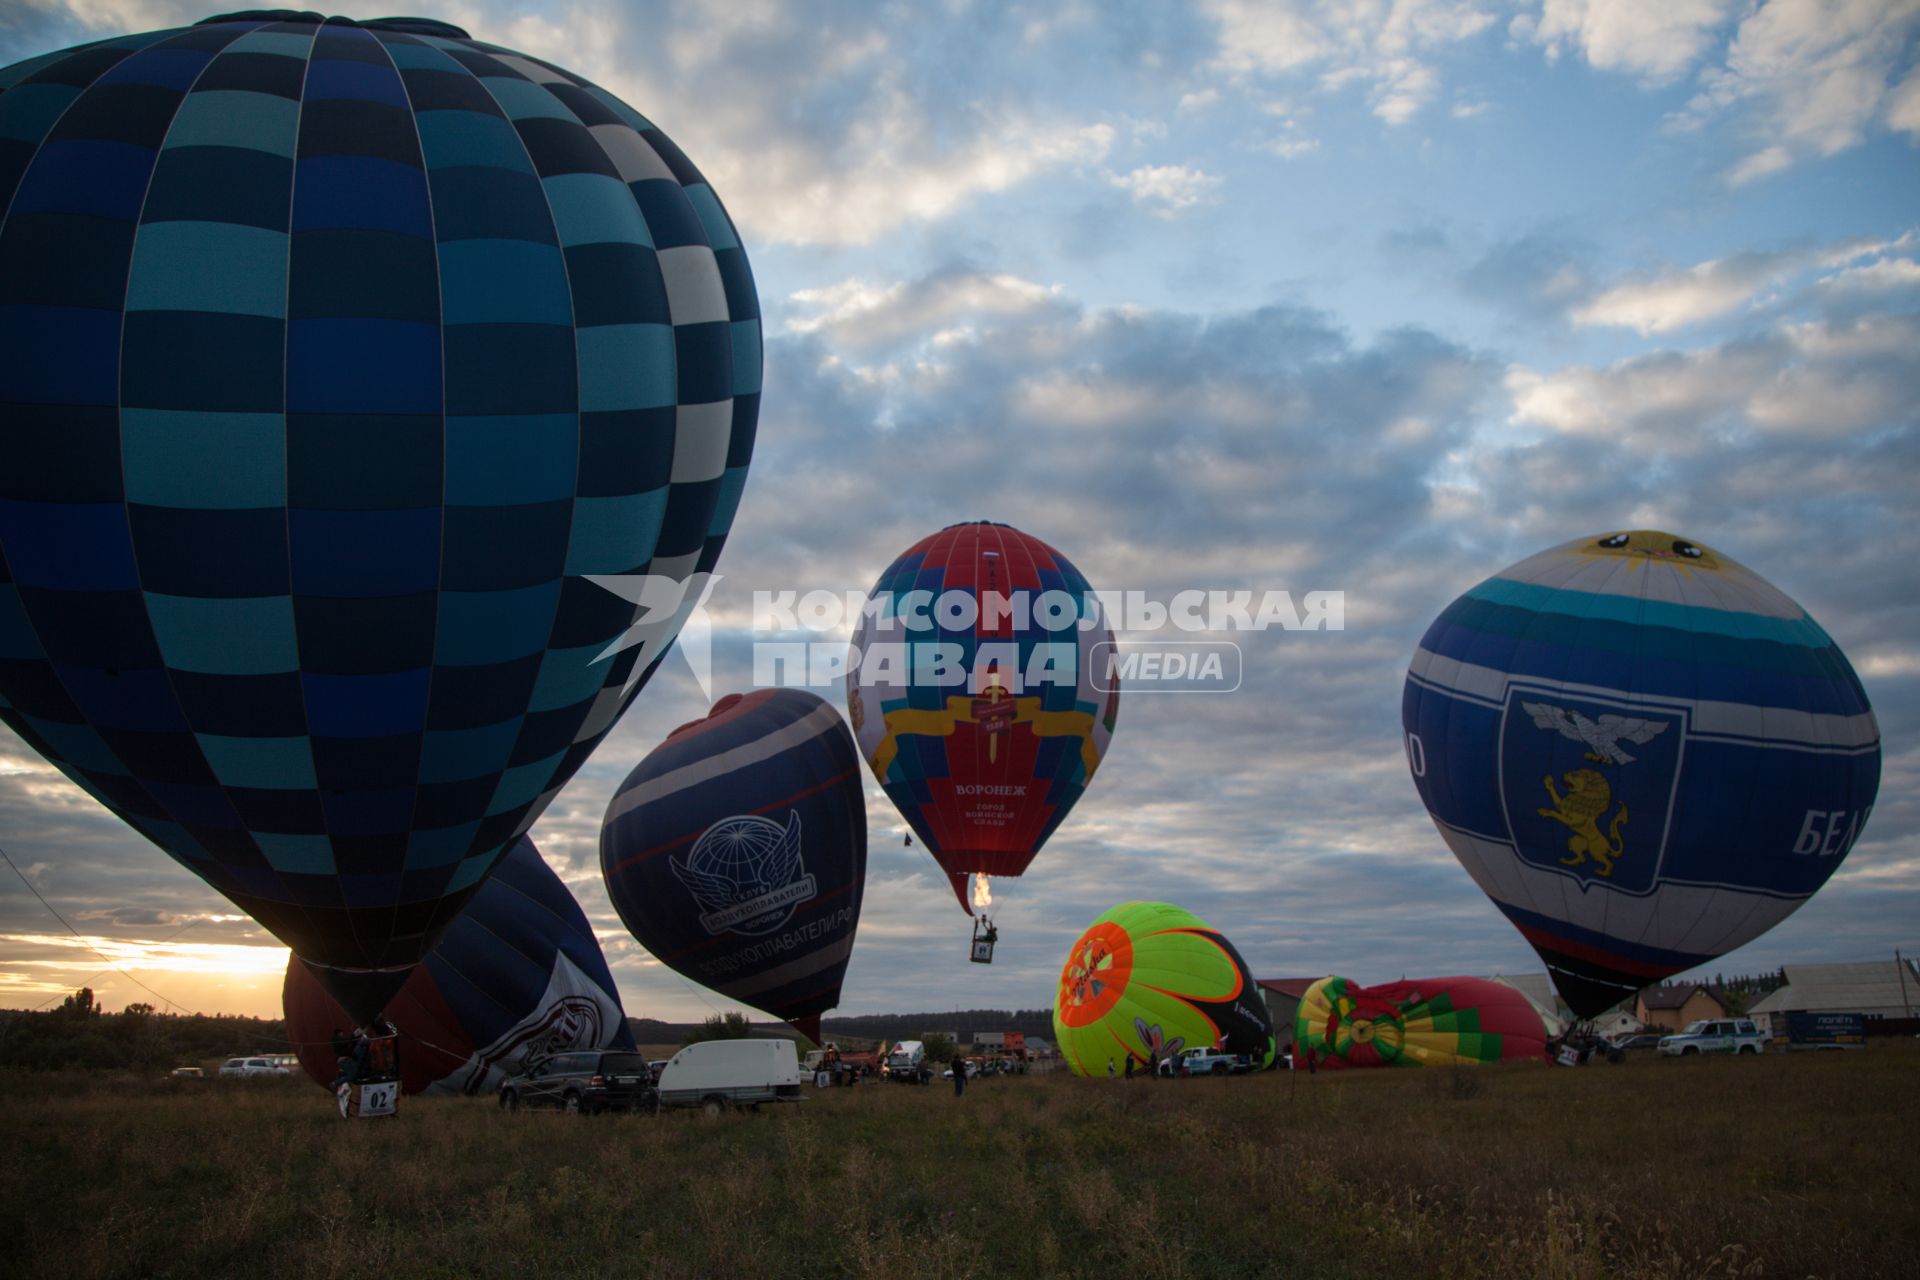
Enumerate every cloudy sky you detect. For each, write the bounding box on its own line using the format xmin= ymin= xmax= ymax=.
xmin=2 ymin=0 xmax=1916 ymax=1024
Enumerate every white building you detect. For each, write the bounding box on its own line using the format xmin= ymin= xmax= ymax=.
xmin=1747 ymin=958 xmax=1920 ymax=1036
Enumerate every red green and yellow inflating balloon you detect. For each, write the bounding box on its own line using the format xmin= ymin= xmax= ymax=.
xmin=1053 ymin=902 xmax=1274 ymax=1076
xmin=1295 ymin=975 xmax=1554 ymax=1068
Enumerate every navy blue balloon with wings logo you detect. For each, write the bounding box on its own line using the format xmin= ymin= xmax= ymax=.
xmin=600 ymin=690 xmax=867 ymax=1042
xmin=0 ymin=13 xmax=760 ymax=1022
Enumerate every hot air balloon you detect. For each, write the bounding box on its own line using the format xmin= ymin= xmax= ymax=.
xmin=1403 ymin=531 xmax=1880 ymax=1019
xmin=600 ymin=689 xmax=865 ymax=1044
xmin=0 ymin=13 xmax=759 ymax=1024
xmin=1294 ymin=975 xmax=1555 ymax=1069
xmin=846 ymin=521 xmax=1119 ymax=939
xmin=1053 ymin=901 xmax=1274 ymax=1077
xmin=284 ymin=835 xmax=632 ymax=1095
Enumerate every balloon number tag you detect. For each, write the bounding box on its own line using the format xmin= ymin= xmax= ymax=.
xmin=337 ymin=1080 xmax=398 ymax=1119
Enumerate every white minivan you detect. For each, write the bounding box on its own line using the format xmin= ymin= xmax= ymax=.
xmin=655 ymin=1039 xmax=807 ymax=1115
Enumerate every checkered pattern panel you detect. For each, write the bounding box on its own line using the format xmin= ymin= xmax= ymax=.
xmin=0 ymin=14 xmax=761 ymax=998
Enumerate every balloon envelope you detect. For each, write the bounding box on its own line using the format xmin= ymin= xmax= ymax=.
xmin=283 ymin=836 xmax=633 ymax=1095
xmin=1053 ymin=901 xmax=1273 ymax=1076
xmin=847 ymin=521 xmax=1119 ymax=911
xmin=0 ymin=13 xmax=759 ymax=1021
xmin=1403 ymin=531 xmax=1880 ymax=1017
xmin=600 ymin=690 xmax=866 ymax=1042
xmin=1294 ymin=975 xmax=1554 ymax=1069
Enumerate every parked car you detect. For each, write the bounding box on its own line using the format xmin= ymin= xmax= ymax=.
xmin=1609 ymin=1033 xmax=1662 ymax=1052
xmin=1659 ymin=1019 xmax=1767 ymax=1057
xmin=654 ymin=1039 xmax=806 ymax=1115
xmin=498 ymin=1050 xmax=656 ymax=1114
xmin=647 ymin=1059 xmax=669 ymax=1083
xmin=219 ymin=1057 xmax=291 ymax=1078
xmin=168 ymin=1066 xmax=204 ymax=1080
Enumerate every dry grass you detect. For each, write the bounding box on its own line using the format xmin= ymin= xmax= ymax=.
xmin=4 ymin=1044 xmax=1916 ymax=1279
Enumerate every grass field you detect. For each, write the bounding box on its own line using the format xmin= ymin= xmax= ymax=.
xmin=4 ymin=1044 xmax=1916 ymax=1279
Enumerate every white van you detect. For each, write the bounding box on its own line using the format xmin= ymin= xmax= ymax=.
xmin=656 ymin=1039 xmax=806 ymax=1114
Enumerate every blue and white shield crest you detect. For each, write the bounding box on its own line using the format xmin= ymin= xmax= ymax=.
xmin=1498 ymin=686 xmax=1687 ymax=896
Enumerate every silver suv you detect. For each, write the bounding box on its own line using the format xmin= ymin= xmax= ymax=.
xmin=219 ymin=1056 xmax=291 ymax=1078
xmin=1659 ymin=1018 xmax=1766 ymax=1057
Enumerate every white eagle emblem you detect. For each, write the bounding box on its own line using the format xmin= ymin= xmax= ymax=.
xmin=671 ymin=811 xmax=816 ymax=937
xmin=1521 ymin=701 xmax=1669 ymax=765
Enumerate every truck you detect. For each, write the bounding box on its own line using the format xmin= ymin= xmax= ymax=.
xmin=1783 ymin=1010 xmax=1867 ymax=1050
xmin=1159 ymin=1046 xmax=1250 ymax=1077
xmin=1658 ymin=1018 xmax=1767 ymax=1057
xmin=655 ymin=1039 xmax=807 ymax=1114
xmin=884 ymin=1039 xmax=933 ymax=1084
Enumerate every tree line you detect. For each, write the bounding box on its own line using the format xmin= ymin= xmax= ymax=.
xmin=0 ymin=988 xmax=291 ymax=1072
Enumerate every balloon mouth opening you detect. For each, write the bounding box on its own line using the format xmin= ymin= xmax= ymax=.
xmin=196 ymin=11 xmax=473 ymax=39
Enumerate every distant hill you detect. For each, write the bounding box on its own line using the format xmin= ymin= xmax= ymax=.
xmin=821 ymin=1009 xmax=1054 ymax=1043
xmin=624 ymin=1017 xmax=809 ymax=1047
xmin=625 ymin=1009 xmax=1056 ymax=1049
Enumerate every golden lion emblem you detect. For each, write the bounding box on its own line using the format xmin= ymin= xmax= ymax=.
xmin=1537 ymin=768 xmax=1629 ymax=877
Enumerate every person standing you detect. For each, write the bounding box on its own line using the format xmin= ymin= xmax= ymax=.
xmin=1124 ymin=1055 xmax=1135 ymax=1080
xmin=952 ymin=1057 xmax=966 ymax=1098
xmin=1106 ymin=1056 xmax=1116 ymax=1078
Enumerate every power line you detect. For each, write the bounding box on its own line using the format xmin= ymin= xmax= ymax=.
xmin=0 ymin=840 xmax=193 ymax=1013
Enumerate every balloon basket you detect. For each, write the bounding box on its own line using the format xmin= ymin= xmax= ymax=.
xmin=969 ymin=917 xmax=996 ymax=964
xmin=336 ymin=1077 xmax=399 ymax=1119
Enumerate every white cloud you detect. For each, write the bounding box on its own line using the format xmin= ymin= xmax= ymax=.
xmin=785 ymin=272 xmax=1063 ymax=348
xmin=1509 ymin=310 xmax=1920 ymax=444
xmin=1521 ymin=0 xmax=1732 ymax=81
xmin=1108 ymin=163 xmax=1224 ymax=215
xmin=1678 ymin=0 xmax=1920 ymax=182
xmin=1572 ymin=232 xmax=1917 ymax=333
xmin=1203 ymin=0 xmax=1496 ymax=125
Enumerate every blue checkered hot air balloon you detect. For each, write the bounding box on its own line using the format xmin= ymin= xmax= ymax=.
xmin=1402 ymin=531 xmax=1881 ymax=1018
xmin=0 ymin=12 xmax=759 ymax=1022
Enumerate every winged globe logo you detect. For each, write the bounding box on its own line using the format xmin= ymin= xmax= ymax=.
xmin=671 ymin=812 xmax=818 ymax=937
xmin=1499 ymin=690 xmax=1685 ymax=895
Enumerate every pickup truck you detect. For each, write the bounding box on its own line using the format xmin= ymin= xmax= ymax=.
xmin=1158 ymin=1046 xmax=1250 ymax=1077
xmin=1659 ymin=1018 xmax=1767 ymax=1057
xmin=884 ymin=1040 xmax=933 ymax=1084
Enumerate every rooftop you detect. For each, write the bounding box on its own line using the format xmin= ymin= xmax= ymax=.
xmin=1749 ymin=960 xmax=1920 ymax=1016
xmin=1639 ymin=985 xmax=1716 ymax=1010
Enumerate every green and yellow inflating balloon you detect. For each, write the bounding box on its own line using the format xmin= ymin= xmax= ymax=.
xmin=1295 ymin=975 xmax=1555 ymax=1069
xmin=1052 ymin=901 xmax=1274 ymax=1076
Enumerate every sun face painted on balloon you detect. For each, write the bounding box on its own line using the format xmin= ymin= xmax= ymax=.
xmin=1577 ymin=529 xmax=1724 ymax=572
